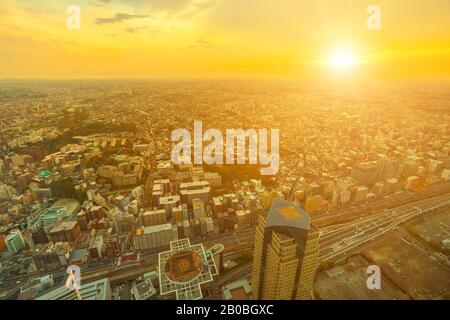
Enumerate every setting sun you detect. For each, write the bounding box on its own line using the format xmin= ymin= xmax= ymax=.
xmin=330 ymin=49 xmax=356 ymax=71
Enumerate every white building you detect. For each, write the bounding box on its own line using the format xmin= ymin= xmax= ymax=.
xmin=134 ymin=223 xmax=178 ymax=250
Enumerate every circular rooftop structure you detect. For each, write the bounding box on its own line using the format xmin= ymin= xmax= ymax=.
xmin=164 ymin=250 xmax=203 ymax=284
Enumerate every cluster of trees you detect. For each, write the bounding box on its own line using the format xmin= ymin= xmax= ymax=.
xmin=204 ymin=164 xmax=276 ymax=189
xmin=42 ymin=112 xmax=137 ymax=154
xmin=50 ymin=178 xmax=86 ymax=203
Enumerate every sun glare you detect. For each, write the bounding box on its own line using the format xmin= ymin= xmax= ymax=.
xmin=329 ymin=48 xmax=356 ymax=70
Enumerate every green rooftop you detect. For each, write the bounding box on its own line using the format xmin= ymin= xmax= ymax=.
xmin=38 ymin=170 xmax=53 ymax=178
xmin=38 ymin=206 xmax=66 ymax=225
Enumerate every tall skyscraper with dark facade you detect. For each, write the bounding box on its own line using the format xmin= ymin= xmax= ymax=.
xmin=252 ymin=199 xmax=320 ymax=300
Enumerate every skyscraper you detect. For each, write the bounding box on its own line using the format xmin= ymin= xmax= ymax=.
xmin=5 ymin=229 xmax=26 ymax=254
xmin=252 ymin=199 xmax=320 ymax=300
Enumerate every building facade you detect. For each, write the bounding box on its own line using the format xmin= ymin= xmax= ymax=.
xmin=252 ymin=199 xmax=319 ymax=300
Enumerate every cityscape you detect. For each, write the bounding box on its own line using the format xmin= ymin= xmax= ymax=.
xmin=0 ymin=0 xmax=449 ymax=302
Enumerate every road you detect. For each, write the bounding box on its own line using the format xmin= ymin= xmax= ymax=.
xmin=312 ymin=181 xmax=450 ymax=227
xmin=319 ymin=193 xmax=450 ymax=262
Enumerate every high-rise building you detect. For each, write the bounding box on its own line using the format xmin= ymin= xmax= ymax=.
xmin=382 ymin=159 xmax=399 ymax=180
xmin=179 ymin=181 xmax=211 ymax=206
xmin=353 ymin=186 xmax=369 ymax=202
xmin=304 ymin=195 xmax=323 ymax=213
xmin=142 ymin=209 xmax=166 ymax=227
xmin=441 ymin=169 xmax=450 ymax=181
xmin=384 ymin=178 xmax=399 ymax=195
xmin=115 ymin=211 xmax=135 ymax=233
xmin=127 ymin=200 xmax=139 ymax=216
xmin=172 ymin=205 xmax=184 ymax=222
xmin=405 ymin=176 xmax=422 ymax=192
xmin=372 ymin=181 xmax=385 ymax=195
xmin=5 ymin=229 xmax=26 ymax=254
xmin=36 ymin=278 xmax=112 ymax=300
xmin=192 ymin=198 xmax=206 ymax=219
xmin=351 ymin=162 xmax=378 ymax=186
xmin=376 ymin=154 xmax=388 ymax=179
xmin=339 ymin=189 xmax=351 ymax=205
xmin=134 ymin=223 xmax=178 ymax=250
xmin=252 ymin=200 xmax=320 ymax=300
xmin=46 ymin=221 xmax=81 ymax=243
xmin=402 ymin=160 xmax=419 ymax=178
xmin=204 ymin=172 xmax=222 ymax=187
xmin=159 ymin=195 xmax=181 ymax=219
xmin=33 ymin=244 xmax=65 ymax=272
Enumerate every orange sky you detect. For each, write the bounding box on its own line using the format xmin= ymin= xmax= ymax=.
xmin=1 ymin=0 xmax=450 ymax=79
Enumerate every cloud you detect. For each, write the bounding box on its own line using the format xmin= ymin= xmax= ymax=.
xmin=190 ymin=39 xmax=211 ymax=48
xmin=95 ymin=13 xmax=149 ymax=25
xmin=121 ymin=0 xmax=214 ymax=18
xmin=91 ymin=0 xmax=111 ymax=7
xmin=124 ymin=0 xmax=193 ymax=10
xmin=124 ymin=26 xmax=161 ymax=37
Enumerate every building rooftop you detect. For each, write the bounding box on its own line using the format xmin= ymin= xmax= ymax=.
xmin=38 ymin=207 xmax=66 ymax=225
xmin=166 ymin=250 xmax=202 ymax=283
xmin=69 ymin=248 xmax=88 ymax=263
xmin=38 ymin=170 xmax=53 ymax=178
xmin=131 ymin=279 xmax=157 ymax=300
xmin=136 ymin=223 xmax=173 ymax=236
xmin=223 ymin=279 xmax=252 ymax=300
xmin=36 ymin=278 xmax=110 ymax=300
xmin=179 ymin=181 xmax=210 ymax=190
xmin=158 ymin=238 xmax=219 ymax=300
xmin=49 ymin=220 xmax=78 ymax=233
xmin=266 ymin=199 xmax=310 ymax=231
xmin=159 ymin=195 xmax=180 ymax=205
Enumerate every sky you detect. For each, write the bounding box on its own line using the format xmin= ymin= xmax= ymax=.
xmin=0 ymin=0 xmax=450 ymax=79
